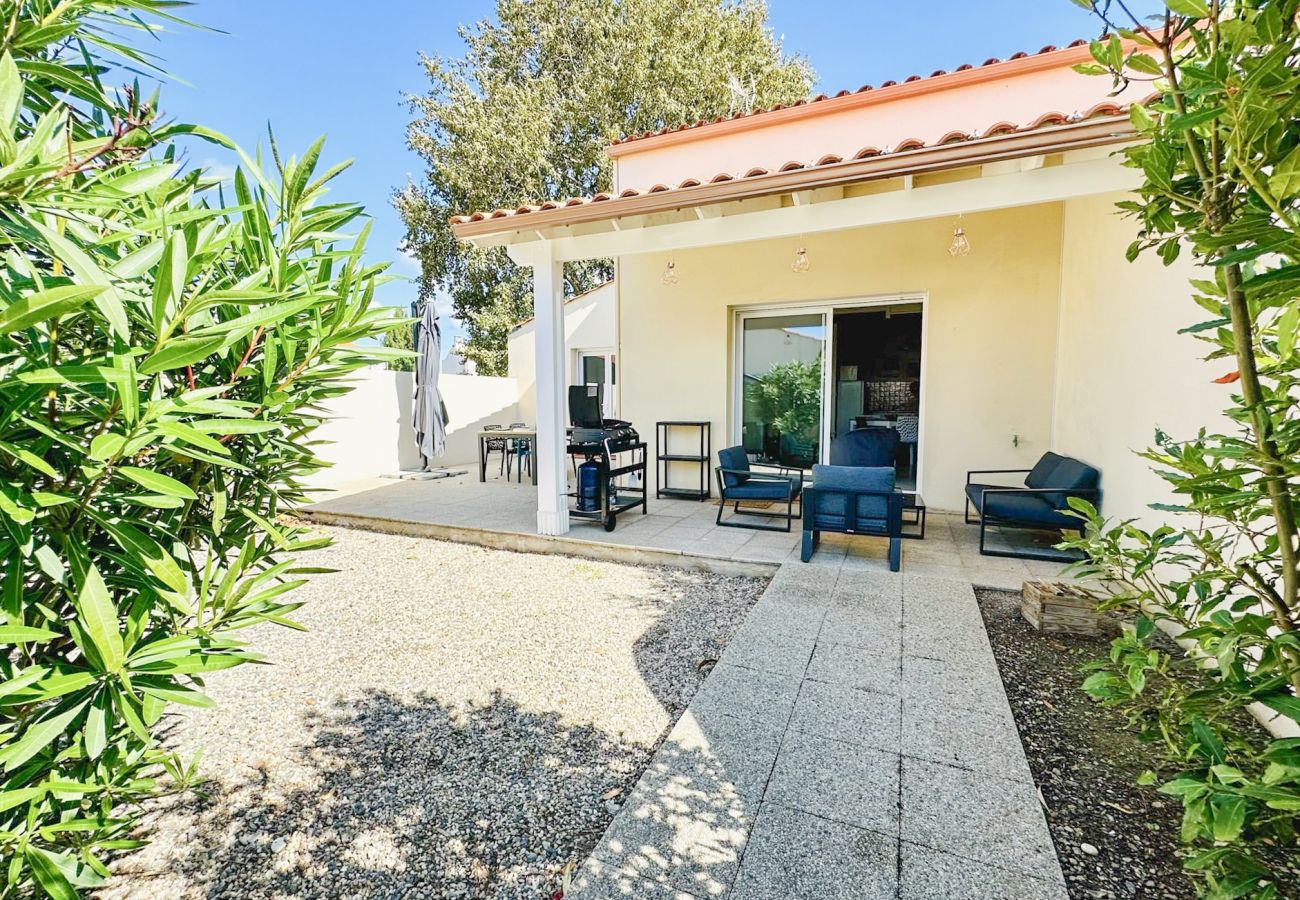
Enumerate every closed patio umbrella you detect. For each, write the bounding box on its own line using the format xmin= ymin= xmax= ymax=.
xmin=413 ymin=300 xmax=447 ymax=467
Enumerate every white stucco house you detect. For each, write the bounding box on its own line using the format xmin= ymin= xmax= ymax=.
xmin=449 ymin=39 xmax=1223 ymax=537
xmin=508 ymin=281 xmax=616 ymax=422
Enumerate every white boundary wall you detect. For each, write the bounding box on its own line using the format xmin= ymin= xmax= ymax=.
xmin=306 ymin=367 xmax=520 ymax=487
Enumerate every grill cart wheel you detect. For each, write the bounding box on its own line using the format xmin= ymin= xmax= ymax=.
xmin=603 ymin=513 xmax=617 ymax=532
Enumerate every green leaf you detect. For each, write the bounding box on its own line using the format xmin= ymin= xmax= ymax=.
xmin=1168 ymin=106 xmax=1224 ymax=131
xmin=1261 ymin=693 xmax=1300 ymax=724
xmin=88 ymin=432 xmax=125 ymax=462
xmin=116 ymin=466 xmax=197 ymax=500
xmin=31 ymin=221 xmax=129 ymax=340
xmin=0 ymin=284 xmax=108 ymax=333
xmin=1268 ymin=145 xmax=1300 ymax=200
xmin=0 ymin=52 xmax=22 ymax=132
xmin=1125 ymin=53 xmax=1163 ymax=77
xmin=0 ymin=625 xmax=59 ymax=643
xmin=138 ymin=335 xmax=225 ymax=375
xmin=83 ymin=690 xmax=110 ymax=759
xmin=1165 ymin=0 xmax=1209 ymax=16
xmin=72 ymin=565 xmax=124 ymax=673
xmin=0 ymin=439 xmax=58 ymax=478
xmin=0 ymin=700 xmax=87 ymax=772
xmin=24 ymin=847 xmax=78 ymax=900
xmin=1277 ymin=303 xmax=1298 ymax=360
xmin=1209 ymin=793 xmax=1246 ymax=842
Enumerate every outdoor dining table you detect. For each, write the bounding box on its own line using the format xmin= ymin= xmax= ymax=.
xmin=477 ymin=426 xmax=537 ymax=485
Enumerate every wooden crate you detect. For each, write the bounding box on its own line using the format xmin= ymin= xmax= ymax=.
xmin=1021 ymin=580 xmax=1107 ymax=635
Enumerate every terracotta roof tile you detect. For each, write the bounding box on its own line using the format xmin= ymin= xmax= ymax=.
xmin=607 ymin=39 xmax=1092 ymax=149
xmin=447 ymin=98 xmax=1143 ymax=228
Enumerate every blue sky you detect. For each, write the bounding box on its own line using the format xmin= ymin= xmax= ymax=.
xmin=149 ymin=0 xmax=1156 ymax=342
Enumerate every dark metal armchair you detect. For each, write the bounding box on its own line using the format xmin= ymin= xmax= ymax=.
xmin=714 ymin=445 xmax=805 ymax=532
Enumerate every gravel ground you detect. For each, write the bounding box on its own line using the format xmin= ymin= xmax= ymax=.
xmin=978 ymin=588 xmax=1300 ymax=900
xmin=975 ymin=588 xmax=1194 ymax=899
xmin=100 ymin=527 xmax=768 ymax=899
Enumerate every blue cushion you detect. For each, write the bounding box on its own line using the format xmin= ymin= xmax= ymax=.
xmin=966 ymin=483 xmax=1076 ymax=529
xmin=725 ymin=479 xmax=802 ymax=501
xmin=829 ymin=428 xmax=899 ymax=467
xmin=812 ymin=513 xmax=889 ymax=533
xmin=1024 ymin=452 xmax=1064 ymax=489
xmin=809 ymin=465 xmax=894 ymax=524
xmin=717 ymin=446 xmax=750 ymax=488
xmin=1043 ymin=456 xmax=1099 ymax=491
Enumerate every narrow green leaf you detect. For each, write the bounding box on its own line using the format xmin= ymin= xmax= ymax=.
xmin=138 ymin=335 xmax=224 ymax=375
xmin=73 ymin=565 xmax=124 ymax=673
xmin=116 ymin=466 xmax=197 ymax=500
xmin=0 ymin=625 xmax=60 ymax=643
xmin=24 ymin=847 xmax=78 ymax=900
xmin=0 ymin=284 xmax=107 ymax=333
xmin=0 ymin=700 xmax=87 ymax=771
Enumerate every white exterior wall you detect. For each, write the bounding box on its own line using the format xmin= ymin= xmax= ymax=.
xmin=508 ymin=282 xmax=616 ymax=422
xmin=306 ymin=367 xmax=520 ymax=486
xmin=1052 ymin=193 xmax=1227 ymax=524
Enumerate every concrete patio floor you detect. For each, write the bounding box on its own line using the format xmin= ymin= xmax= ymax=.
xmin=303 ymin=475 xmax=1073 ymax=591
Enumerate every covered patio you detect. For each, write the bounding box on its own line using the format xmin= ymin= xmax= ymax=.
xmin=445 ymin=42 xmax=1184 ymax=549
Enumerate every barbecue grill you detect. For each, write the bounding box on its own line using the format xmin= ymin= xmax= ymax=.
xmin=566 ymin=385 xmax=647 ymax=531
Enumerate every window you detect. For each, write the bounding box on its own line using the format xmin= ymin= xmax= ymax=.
xmin=576 ymin=350 xmax=616 ymax=417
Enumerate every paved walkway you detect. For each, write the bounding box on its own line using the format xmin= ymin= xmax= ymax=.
xmin=569 ymin=564 xmax=1067 ymax=900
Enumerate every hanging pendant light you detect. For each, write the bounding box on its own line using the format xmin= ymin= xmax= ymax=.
xmin=791 ymin=245 xmax=811 ymax=273
xmin=661 ymin=256 xmax=679 ymax=286
xmin=948 ymin=215 xmax=971 ymax=257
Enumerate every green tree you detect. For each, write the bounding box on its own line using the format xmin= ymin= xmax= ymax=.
xmin=0 ymin=2 xmax=406 ymax=895
xmin=396 ymin=0 xmax=813 ymax=374
xmin=1065 ymin=1 xmax=1300 ymax=894
xmin=381 ymin=317 xmax=417 ymax=372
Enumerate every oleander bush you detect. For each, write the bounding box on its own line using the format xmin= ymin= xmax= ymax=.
xmin=1066 ymin=2 xmax=1300 ymax=896
xmin=0 ymin=2 xmax=406 ymax=895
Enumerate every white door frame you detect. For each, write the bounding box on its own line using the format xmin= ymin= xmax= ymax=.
xmin=731 ymin=293 xmax=928 ymax=495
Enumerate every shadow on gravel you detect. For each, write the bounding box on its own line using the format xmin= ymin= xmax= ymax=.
xmin=629 ymin=568 xmax=764 ymax=716
xmin=114 ymin=564 xmax=768 ymax=900
xmin=166 ymin=690 xmax=646 ymax=899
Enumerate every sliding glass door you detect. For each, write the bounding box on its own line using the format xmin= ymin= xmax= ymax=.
xmin=738 ymin=312 xmax=827 ymax=468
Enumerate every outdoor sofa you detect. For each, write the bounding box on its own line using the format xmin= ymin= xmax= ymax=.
xmin=964 ymin=451 xmax=1101 ymax=560
xmin=801 ymin=464 xmax=905 ymax=570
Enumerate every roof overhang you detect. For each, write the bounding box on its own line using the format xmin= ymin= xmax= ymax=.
xmin=452 ymin=114 xmax=1139 ymax=247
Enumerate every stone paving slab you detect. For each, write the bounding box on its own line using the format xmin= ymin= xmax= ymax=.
xmin=764 ymin=731 xmax=900 ymax=834
xmin=805 ymin=640 xmax=902 ymax=694
xmin=730 ymin=806 xmax=899 ymax=900
xmin=688 ymin=663 xmax=800 ymax=729
xmin=571 ymin=858 xmax=706 ymax=899
xmin=568 ymin=556 xmax=1067 ymax=900
xmin=717 ymin=627 xmax=817 ymax=679
xmin=902 ymin=694 xmax=1033 ymax=782
xmin=900 ymin=758 xmax=1062 ymax=882
xmin=788 ymin=680 xmax=902 ymax=751
xmin=900 ymin=844 xmax=1069 ymax=900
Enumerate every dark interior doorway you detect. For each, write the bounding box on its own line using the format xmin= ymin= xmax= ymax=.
xmin=830 ymin=305 xmax=923 ymax=491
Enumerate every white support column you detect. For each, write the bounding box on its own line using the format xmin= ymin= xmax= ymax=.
xmin=529 ymin=243 xmax=571 ymax=535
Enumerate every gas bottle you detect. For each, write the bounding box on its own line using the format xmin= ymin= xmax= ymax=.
xmin=577 ymin=460 xmax=600 ymax=511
